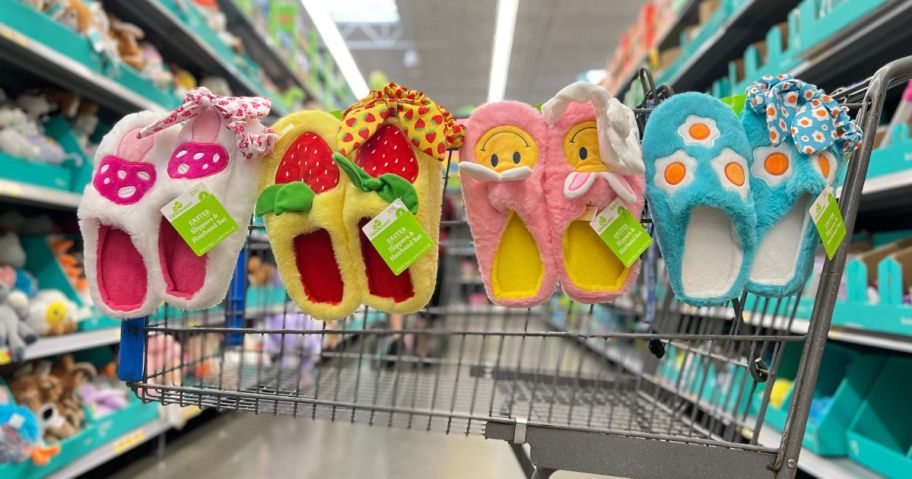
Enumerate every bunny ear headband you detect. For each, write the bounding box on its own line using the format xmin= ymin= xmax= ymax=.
xmin=747 ymin=74 xmax=863 ymax=156
xmin=542 ymin=82 xmax=645 ymax=176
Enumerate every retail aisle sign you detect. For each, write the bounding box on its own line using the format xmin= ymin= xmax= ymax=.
xmin=809 ymin=188 xmax=846 ymax=260
xmin=161 ymin=184 xmax=238 ymax=256
xmin=363 ymin=198 xmax=433 ymax=275
xmin=590 ymin=198 xmax=652 ymax=268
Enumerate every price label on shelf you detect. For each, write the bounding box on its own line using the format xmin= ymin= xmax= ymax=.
xmin=112 ymin=429 xmax=147 ymax=454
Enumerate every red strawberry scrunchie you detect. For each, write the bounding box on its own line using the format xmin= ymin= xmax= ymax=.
xmin=337 ymin=82 xmax=465 ymax=161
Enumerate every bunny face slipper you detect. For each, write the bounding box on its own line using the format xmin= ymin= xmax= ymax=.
xmin=140 ymin=88 xmax=276 ymax=310
xmin=78 ymin=112 xmax=178 ymax=317
xmin=742 ymin=75 xmax=862 ymax=296
xmin=459 ymin=101 xmax=555 ymax=307
xmin=334 ymin=83 xmax=464 ymax=314
xmin=642 ymin=92 xmax=757 ymax=306
xmin=541 ymin=82 xmax=646 ymax=303
xmin=256 ymin=111 xmax=362 ymax=321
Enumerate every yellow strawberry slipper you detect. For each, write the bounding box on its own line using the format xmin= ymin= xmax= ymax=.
xmin=255 ymin=111 xmax=362 ymax=321
xmin=335 ymin=83 xmax=464 ymax=314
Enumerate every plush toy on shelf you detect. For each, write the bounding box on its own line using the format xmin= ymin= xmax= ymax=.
xmin=108 ymin=16 xmax=146 ymax=71
xmin=48 ymin=0 xmax=93 ymax=34
xmin=0 ymin=285 xmax=36 ymax=361
xmin=27 ymin=290 xmax=77 ymax=336
xmin=8 ymin=361 xmax=77 ymax=442
xmin=77 ymin=363 xmax=129 ymax=418
xmin=200 ymin=76 xmax=232 ymax=96
xmin=171 ymin=66 xmax=198 ymax=98
xmin=139 ymin=42 xmax=174 ymax=91
xmin=49 ymin=236 xmax=88 ymax=297
xmin=86 ymin=2 xmax=121 ymax=68
xmin=49 ymin=355 xmax=95 ymax=434
xmin=0 ymin=104 xmax=42 ymax=161
xmin=247 ymin=255 xmax=277 ymax=287
xmin=0 ymin=232 xmax=26 ymax=269
xmin=0 ymin=403 xmax=60 ymax=466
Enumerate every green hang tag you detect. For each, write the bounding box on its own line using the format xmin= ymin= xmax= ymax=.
xmin=161 ymin=183 xmax=239 ymax=257
xmin=809 ymin=189 xmax=846 ymax=260
xmin=589 ymin=199 xmax=652 ymax=268
xmin=362 ymin=198 xmax=434 ymax=275
xmin=720 ymin=94 xmax=746 ymax=115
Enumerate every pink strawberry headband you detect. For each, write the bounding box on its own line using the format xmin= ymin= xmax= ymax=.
xmin=746 ymin=74 xmax=862 ymax=155
xmin=140 ymin=87 xmax=277 ymax=160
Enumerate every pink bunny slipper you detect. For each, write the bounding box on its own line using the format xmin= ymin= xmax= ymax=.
xmin=78 ymin=112 xmax=178 ymax=318
xmin=541 ymin=82 xmax=646 ymax=303
xmin=140 ymin=88 xmax=276 ymax=310
xmin=459 ymin=101 xmax=557 ymax=307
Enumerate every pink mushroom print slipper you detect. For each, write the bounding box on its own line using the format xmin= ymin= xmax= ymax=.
xmin=78 ymin=112 xmax=178 ymax=318
xmin=140 ymin=88 xmax=276 ymax=311
xmin=541 ymin=82 xmax=646 ymax=303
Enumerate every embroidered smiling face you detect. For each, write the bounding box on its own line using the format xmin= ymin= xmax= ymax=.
xmin=562 ymin=121 xmax=607 ymax=172
xmin=474 ymin=125 xmax=539 ymax=173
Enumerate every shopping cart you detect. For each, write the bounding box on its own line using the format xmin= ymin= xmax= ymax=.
xmin=115 ymin=57 xmax=912 ymax=478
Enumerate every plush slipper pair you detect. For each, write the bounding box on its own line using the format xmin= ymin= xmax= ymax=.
xmin=78 ymin=88 xmax=276 ymax=318
xmin=256 ymin=83 xmax=464 ymax=321
xmin=459 ymin=82 xmax=645 ymax=307
xmin=642 ymin=75 xmax=861 ymax=306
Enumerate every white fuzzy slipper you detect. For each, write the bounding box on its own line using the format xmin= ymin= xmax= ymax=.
xmin=78 ymin=112 xmax=178 ymax=318
xmin=140 ymin=88 xmax=276 ymax=310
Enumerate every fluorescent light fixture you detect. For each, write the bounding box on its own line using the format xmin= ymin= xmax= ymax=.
xmin=487 ymin=0 xmax=519 ymax=103
xmin=300 ymin=0 xmax=370 ymax=99
xmin=327 ymin=0 xmax=399 ymax=24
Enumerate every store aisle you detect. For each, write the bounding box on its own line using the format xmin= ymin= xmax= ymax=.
xmin=110 ymin=413 xmax=601 ymax=479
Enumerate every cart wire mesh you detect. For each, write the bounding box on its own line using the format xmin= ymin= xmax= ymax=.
xmin=116 ymin=58 xmax=912 ymax=478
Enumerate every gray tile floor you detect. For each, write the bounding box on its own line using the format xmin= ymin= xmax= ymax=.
xmin=111 ymin=413 xmax=604 ymax=479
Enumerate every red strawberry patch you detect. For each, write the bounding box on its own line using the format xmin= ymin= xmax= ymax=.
xmin=403 ymin=109 xmax=414 ymax=120
xmin=354 ymin=125 xmax=419 ymax=183
xmin=425 ymin=132 xmax=436 ymax=143
xmin=358 ymin=128 xmax=370 ymax=139
xmin=414 ymin=119 xmax=426 ymax=130
xmin=345 ymin=117 xmax=357 ymax=127
xmin=364 ymin=112 xmax=376 ymax=122
xmin=431 ymin=115 xmax=443 ymax=125
xmin=275 ymin=132 xmax=339 ymax=194
xmin=341 ymin=132 xmax=354 ymax=142
xmin=417 ymin=106 xmax=430 ymax=115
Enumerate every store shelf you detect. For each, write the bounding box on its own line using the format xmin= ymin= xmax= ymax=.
xmin=0 ymin=328 xmax=120 ymax=364
xmin=613 ymin=0 xmax=700 ymax=96
xmin=20 ymin=328 xmax=121 ymax=361
xmin=0 ymin=178 xmax=82 ymax=210
xmin=748 ymin=424 xmax=883 ymax=479
xmin=664 ymin=0 xmax=800 ymax=92
xmin=791 ymin=0 xmax=912 ymax=90
xmin=217 ymin=0 xmax=314 ymax=99
xmin=105 ymin=0 xmax=288 ymax=116
xmin=46 ymin=417 xmax=169 ymax=479
xmin=0 ymin=22 xmax=163 ymax=114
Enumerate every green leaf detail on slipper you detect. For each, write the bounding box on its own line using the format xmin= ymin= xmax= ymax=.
xmin=255 ymin=182 xmax=315 ymax=216
xmin=332 ymin=153 xmax=419 ymax=214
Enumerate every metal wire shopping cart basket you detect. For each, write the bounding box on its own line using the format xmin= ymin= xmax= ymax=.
xmin=115 ymin=58 xmax=912 ymax=479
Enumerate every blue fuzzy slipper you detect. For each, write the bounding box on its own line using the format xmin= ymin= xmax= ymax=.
xmin=742 ymin=75 xmax=862 ymax=296
xmin=643 ymin=92 xmax=757 ymax=306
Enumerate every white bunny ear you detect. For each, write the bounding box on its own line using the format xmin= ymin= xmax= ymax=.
xmin=542 ymin=82 xmax=644 ymax=175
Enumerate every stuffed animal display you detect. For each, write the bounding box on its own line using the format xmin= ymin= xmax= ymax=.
xmin=8 ymin=356 xmax=94 ymax=443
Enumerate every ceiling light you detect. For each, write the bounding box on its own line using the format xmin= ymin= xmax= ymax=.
xmin=327 ymin=0 xmax=399 ymax=24
xmin=487 ymin=0 xmax=519 ymax=103
xmin=300 ymin=0 xmax=370 ymax=99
